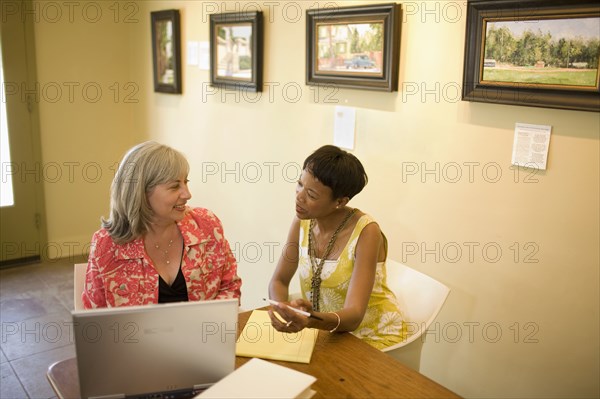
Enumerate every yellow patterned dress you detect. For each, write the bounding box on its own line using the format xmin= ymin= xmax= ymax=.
xmin=298 ymin=214 xmax=407 ymax=349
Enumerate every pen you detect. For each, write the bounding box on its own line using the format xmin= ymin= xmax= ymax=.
xmin=263 ymin=298 xmax=324 ymax=321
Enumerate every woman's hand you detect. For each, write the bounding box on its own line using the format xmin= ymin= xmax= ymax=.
xmin=267 ymin=299 xmax=313 ymax=333
xmin=289 ymin=298 xmax=313 ymax=312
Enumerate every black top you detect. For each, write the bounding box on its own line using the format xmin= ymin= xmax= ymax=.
xmin=158 ymin=250 xmax=189 ymax=303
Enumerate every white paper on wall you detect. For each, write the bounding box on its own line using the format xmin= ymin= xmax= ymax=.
xmin=333 ymin=106 xmax=356 ymax=150
xmin=511 ymin=123 xmax=552 ymax=170
xmin=187 ymin=41 xmax=199 ymax=66
xmin=198 ymin=42 xmax=210 ymax=70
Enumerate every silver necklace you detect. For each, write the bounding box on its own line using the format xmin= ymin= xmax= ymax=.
xmin=154 ymin=239 xmax=174 ymax=264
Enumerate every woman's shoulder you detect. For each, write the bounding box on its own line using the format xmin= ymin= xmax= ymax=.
xmin=89 ymin=228 xmax=121 ymax=263
xmin=186 ymin=207 xmax=221 ymax=223
xmin=182 ymin=207 xmax=226 ymax=236
xmin=91 ymin=228 xmax=114 ymax=247
xmin=350 ymin=211 xmax=381 ymax=238
xmin=353 ymin=210 xmax=377 ymax=227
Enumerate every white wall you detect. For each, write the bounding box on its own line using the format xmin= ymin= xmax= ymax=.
xmin=32 ymin=1 xmax=599 ymax=397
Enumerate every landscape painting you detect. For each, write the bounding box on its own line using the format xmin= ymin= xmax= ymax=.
xmin=210 ymin=11 xmax=262 ymax=92
xmin=316 ymin=21 xmax=384 ymax=76
xmin=481 ymin=17 xmax=600 ymax=89
xmin=215 ymin=23 xmax=253 ymax=80
xmin=306 ymin=3 xmax=400 ymax=91
xmin=155 ymin=19 xmax=175 ymax=85
xmin=151 ymin=9 xmax=181 ymax=94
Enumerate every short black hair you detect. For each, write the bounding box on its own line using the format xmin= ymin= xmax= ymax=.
xmin=303 ymin=145 xmax=368 ymax=200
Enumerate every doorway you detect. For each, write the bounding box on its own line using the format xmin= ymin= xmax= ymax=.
xmin=1 ymin=0 xmax=46 ymax=267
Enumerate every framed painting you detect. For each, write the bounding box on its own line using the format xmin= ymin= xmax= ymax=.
xmin=462 ymin=0 xmax=600 ymax=112
xmin=306 ymin=3 xmax=401 ymax=92
xmin=151 ymin=9 xmax=182 ymax=94
xmin=210 ymin=11 xmax=263 ymax=92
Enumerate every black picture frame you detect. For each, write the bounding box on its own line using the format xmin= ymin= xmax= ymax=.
xmin=210 ymin=11 xmax=263 ymax=92
xmin=151 ymin=9 xmax=182 ymax=94
xmin=462 ymin=0 xmax=600 ymax=112
xmin=306 ymin=3 xmax=401 ymax=92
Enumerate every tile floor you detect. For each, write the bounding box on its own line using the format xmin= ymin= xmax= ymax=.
xmin=1 ymin=258 xmax=85 ymax=399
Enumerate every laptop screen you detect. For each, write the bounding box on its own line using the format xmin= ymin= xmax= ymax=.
xmin=72 ymin=299 xmax=238 ymax=399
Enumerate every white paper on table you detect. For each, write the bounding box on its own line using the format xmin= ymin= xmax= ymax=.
xmin=333 ymin=106 xmax=356 ymax=150
xmin=511 ymin=123 xmax=552 ymax=170
xmin=195 ymin=358 xmax=316 ymax=399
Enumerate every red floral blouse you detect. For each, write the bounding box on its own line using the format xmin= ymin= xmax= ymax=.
xmin=82 ymin=207 xmax=242 ymax=308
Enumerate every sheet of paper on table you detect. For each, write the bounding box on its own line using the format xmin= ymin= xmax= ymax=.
xmin=235 ymin=310 xmax=318 ymax=364
xmin=195 ymin=357 xmax=316 ymax=399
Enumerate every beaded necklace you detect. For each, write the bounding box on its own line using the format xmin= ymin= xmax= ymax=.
xmin=308 ymin=208 xmax=357 ymax=312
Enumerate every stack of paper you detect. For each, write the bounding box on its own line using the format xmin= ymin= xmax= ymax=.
xmin=235 ymin=310 xmax=319 ymax=364
xmin=195 ymin=358 xmax=316 ymax=399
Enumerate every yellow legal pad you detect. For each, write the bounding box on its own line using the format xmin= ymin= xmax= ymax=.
xmin=236 ymin=310 xmax=319 ymax=364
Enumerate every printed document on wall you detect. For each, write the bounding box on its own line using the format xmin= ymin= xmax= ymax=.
xmin=511 ymin=123 xmax=552 ymax=170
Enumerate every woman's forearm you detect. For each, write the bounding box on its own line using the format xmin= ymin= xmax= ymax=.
xmin=268 ymin=279 xmax=290 ymax=302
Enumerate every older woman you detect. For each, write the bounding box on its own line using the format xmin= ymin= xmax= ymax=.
xmin=268 ymin=145 xmax=405 ymax=349
xmin=83 ymin=141 xmax=241 ymax=308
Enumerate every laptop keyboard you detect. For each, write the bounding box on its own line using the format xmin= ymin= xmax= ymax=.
xmin=128 ymin=388 xmax=204 ymax=399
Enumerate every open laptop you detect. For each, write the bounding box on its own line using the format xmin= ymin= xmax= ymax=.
xmin=72 ymin=299 xmax=239 ymax=399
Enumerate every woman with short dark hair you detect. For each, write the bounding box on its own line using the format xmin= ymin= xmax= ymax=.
xmin=268 ymin=145 xmax=405 ymax=349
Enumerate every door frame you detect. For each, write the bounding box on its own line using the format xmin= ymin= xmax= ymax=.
xmin=0 ymin=0 xmax=47 ymax=267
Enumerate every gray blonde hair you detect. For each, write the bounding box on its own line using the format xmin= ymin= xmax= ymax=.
xmin=102 ymin=141 xmax=190 ymax=244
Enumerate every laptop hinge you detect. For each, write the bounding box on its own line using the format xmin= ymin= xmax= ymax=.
xmin=193 ymin=383 xmax=212 ymax=390
xmin=89 ymin=394 xmax=126 ymax=399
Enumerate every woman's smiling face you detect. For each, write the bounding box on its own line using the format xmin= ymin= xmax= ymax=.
xmin=146 ymin=174 xmax=192 ymax=224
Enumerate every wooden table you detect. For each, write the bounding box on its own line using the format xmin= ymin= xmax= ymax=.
xmin=48 ymin=310 xmax=460 ymax=398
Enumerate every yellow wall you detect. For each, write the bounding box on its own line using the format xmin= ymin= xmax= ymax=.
xmin=32 ymin=2 xmax=137 ymax=258
xmin=31 ymin=1 xmax=599 ymax=397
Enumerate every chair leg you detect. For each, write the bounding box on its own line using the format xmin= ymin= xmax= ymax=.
xmin=384 ymin=339 xmax=423 ymax=372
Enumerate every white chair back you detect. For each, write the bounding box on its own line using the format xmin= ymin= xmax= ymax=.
xmin=383 ymin=260 xmax=450 ymax=350
xmin=287 ymin=260 xmax=450 ymax=370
